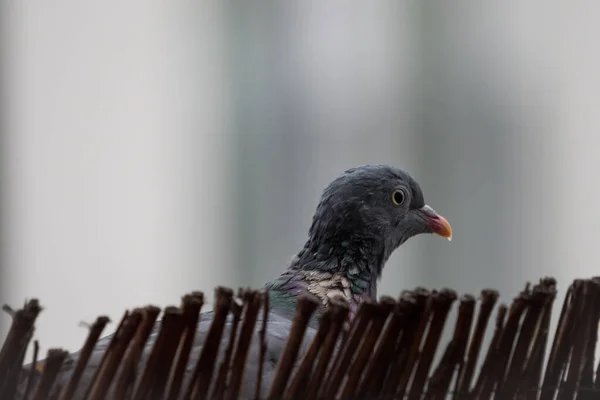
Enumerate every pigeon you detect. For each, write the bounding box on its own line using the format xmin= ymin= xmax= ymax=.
xmin=18 ymin=164 xmax=452 ymax=399
xmin=265 ymin=164 xmax=452 ymax=321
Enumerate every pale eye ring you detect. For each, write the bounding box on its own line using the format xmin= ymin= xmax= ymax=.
xmin=392 ymin=188 xmax=408 ymax=206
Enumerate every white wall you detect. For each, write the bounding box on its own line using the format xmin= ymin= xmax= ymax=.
xmin=2 ymin=0 xmax=600 ymax=365
xmin=1 ymin=1 xmax=236 ymax=356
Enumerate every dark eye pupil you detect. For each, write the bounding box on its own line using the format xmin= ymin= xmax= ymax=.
xmin=393 ymin=190 xmax=404 ymax=205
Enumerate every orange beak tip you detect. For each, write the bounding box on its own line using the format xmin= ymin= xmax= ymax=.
xmin=437 ymin=216 xmax=453 ymax=241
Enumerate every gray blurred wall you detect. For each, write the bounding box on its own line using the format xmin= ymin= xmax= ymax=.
xmin=2 ymin=0 xmax=600 ymax=361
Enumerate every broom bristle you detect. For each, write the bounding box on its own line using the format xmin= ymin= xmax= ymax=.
xmin=3 ymin=277 xmax=600 ymax=399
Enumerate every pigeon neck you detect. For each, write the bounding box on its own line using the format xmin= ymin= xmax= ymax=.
xmin=289 ymin=241 xmax=384 ymax=313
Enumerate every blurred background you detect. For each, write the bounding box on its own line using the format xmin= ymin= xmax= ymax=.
xmin=1 ymin=0 xmax=598 ymax=362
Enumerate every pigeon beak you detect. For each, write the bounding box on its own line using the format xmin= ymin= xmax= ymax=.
xmin=419 ymin=205 xmax=453 ymax=241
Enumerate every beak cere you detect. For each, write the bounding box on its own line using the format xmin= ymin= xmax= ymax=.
xmin=419 ymin=205 xmax=453 ymax=241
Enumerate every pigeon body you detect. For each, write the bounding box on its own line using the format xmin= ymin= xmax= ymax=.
xmin=28 ymin=311 xmax=314 ymax=399
xmin=18 ymin=165 xmax=451 ymax=399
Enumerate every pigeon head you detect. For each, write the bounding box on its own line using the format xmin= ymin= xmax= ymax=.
xmin=302 ymin=164 xmax=452 ymax=276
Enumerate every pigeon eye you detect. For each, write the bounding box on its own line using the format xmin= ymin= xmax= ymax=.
xmin=392 ymin=188 xmax=408 ymax=206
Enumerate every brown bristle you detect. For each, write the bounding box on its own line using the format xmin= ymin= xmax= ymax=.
xmin=225 ymin=290 xmax=263 ymax=400
xmin=211 ymin=292 xmax=244 ymax=400
xmin=112 ymin=305 xmax=160 ymax=400
xmin=59 ymin=316 xmax=110 ymax=400
xmin=427 ymin=293 xmax=475 ymax=400
xmin=165 ymin=294 xmax=204 ymax=400
xmin=340 ymin=297 xmax=395 ymax=399
xmin=184 ymin=286 xmax=233 ymax=400
xmin=267 ymin=295 xmax=320 ymax=400
xmin=284 ymin=298 xmax=340 ymax=400
xmin=323 ymin=300 xmax=378 ymax=399
xmin=0 ymin=298 xmax=43 ymax=398
xmin=254 ymin=291 xmax=270 ymax=400
xmin=31 ymin=349 xmax=69 ymax=400
xmin=9 ymin=276 xmax=600 ymax=399
xmin=307 ymin=296 xmax=348 ymax=399
xmin=88 ymin=310 xmax=143 ymax=400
